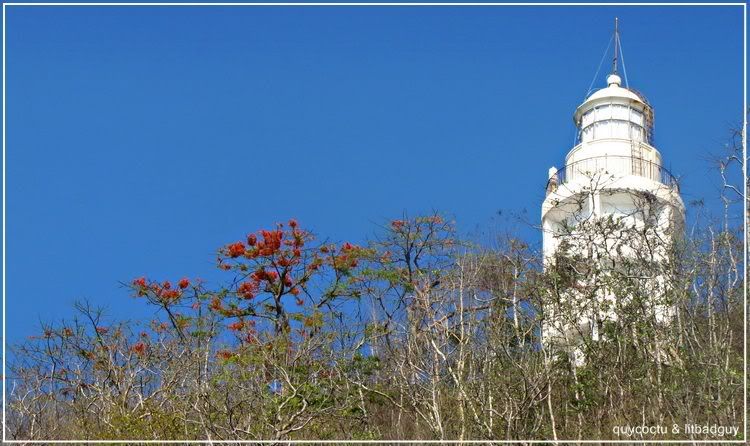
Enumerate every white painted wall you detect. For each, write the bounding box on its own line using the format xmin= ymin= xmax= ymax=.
xmin=540 ymin=75 xmax=684 ymax=359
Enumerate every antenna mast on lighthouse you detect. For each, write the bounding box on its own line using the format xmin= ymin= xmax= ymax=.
xmin=612 ymin=17 xmax=619 ymax=75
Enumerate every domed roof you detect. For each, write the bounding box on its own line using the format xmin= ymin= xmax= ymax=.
xmin=582 ymin=74 xmax=644 ymax=104
xmin=574 ymin=74 xmax=648 ymax=122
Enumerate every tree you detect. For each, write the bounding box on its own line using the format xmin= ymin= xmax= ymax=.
xmin=6 ymin=130 xmax=745 ymax=440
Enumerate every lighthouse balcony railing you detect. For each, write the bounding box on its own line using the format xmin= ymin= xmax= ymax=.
xmin=546 ymin=156 xmax=679 ymax=195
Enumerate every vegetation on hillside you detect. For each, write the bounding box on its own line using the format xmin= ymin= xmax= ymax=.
xmin=6 ymin=132 xmax=744 ymax=442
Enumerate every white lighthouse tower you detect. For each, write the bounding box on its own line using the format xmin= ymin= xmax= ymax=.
xmin=541 ymin=21 xmax=684 ymax=361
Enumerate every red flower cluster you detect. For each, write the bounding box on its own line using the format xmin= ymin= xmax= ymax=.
xmin=96 ymin=326 xmax=108 ymax=335
xmin=333 ymin=242 xmax=361 ymax=270
xmin=161 ymin=289 xmax=181 ymax=300
xmin=131 ymin=341 xmax=147 ymax=356
xmin=251 ymin=269 xmax=278 ymax=284
xmin=255 ymin=229 xmax=284 ymax=256
xmin=247 ymin=234 xmax=257 ymax=246
xmin=228 ymin=320 xmax=245 ymax=331
xmin=391 ymin=220 xmax=405 ymax=230
xmin=209 ymin=297 xmax=223 ymax=312
xmin=237 ymin=281 xmax=258 ymax=299
xmin=282 ymin=272 xmax=293 ymax=287
xmin=228 ymin=223 xmax=307 ymax=263
xmin=131 ymin=277 xmax=183 ymax=302
xmin=227 ymin=242 xmax=246 ymax=258
xmin=217 ymin=350 xmax=234 ymax=360
xmin=178 ymin=278 xmax=190 ymax=289
xmin=156 ymin=282 xmax=181 ymax=301
xmin=277 ymin=246 xmax=303 ymax=267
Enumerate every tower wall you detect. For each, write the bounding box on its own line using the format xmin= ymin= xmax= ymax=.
xmin=540 ymin=74 xmax=684 ymax=361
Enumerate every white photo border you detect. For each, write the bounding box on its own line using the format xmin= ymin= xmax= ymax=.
xmin=1 ymin=2 xmax=746 ymax=444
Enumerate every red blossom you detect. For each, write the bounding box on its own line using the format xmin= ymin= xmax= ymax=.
xmin=251 ymin=270 xmax=265 ymax=283
xmin=209 ymin=297 xmax=223 ymax=312
xmin=131 ymin=341 xmax=147 ymax=356
xmin=96 ymin=326 xmax=108 ymax=335
xmin=160 ymin=289 xmax=181 ymax=301
xmin=227 ymin=242 xmax=246 ymax=258
xmin=217 ymin=350 xmax=234 ymax=360
xmin=289 ymin=219 xmax=298 ymax=228
xmin=178 ymin=278 xmax=190 ymax=289
xmin=290 ymin=287 xmax=300 ymax=296
xmin=257 ymin=229 xmax=283 ymax=255
xmin=391 ymin=220 xmax=405 ymax=230
xmin=247 ymin=234 xmax=257 ymax=246
xmin=133 ymin=277 xmax=147 ymax=288
xmin=228 ymin=321 xmax=245 ymax=331
xmin=238 ymin=281 xmax=258 ymax=299
xmin=162 ymin=281 xmax=172 ymax=290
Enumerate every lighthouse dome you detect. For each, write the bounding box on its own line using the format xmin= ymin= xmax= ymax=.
xmin=583 ymin=76 xmax=644 ymax=104
xmin=574 ymin=74 xmax=649 ymax=123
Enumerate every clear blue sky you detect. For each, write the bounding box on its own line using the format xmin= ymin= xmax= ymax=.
xmin=4 ymin=5 xmax=744 ymax=345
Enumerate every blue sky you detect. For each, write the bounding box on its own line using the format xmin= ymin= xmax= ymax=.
xmin=4 ymin=5 xmax=744 ymax=345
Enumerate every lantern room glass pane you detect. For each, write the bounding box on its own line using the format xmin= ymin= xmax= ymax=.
xmin=612 ymin=104 xmax=629 ymax=120
xmin=630 ymin=109 xmax=644 ymax=126
xmin=630 ymin=124 xmax=644 ymax=142
xmin=582 ymin=110 xmax=595 ymax=127
xmin=612 ymin=120 xmax=629 ymax=138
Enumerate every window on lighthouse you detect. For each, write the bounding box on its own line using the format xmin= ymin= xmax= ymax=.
xmin=630 ymin=125 xmax=644 ymax=142
xmin=580 ymin=118 xmax=646 ymax=143
xmin=612 ymin=104 xmax=629 ymax=120
xmin=612 ymin=120 xmax=629 ymax=139
xmin=630 ymin=109 xmax=644 ymax=126
xmin=579 ymin=103 xmax=648 ymax=143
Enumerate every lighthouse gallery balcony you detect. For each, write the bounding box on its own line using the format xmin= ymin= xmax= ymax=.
xmin=546 ymin=155 xmax=679 ymax=195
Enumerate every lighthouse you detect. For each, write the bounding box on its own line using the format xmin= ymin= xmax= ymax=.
xmin=540 ymin=21 xmax=684 ymax=363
